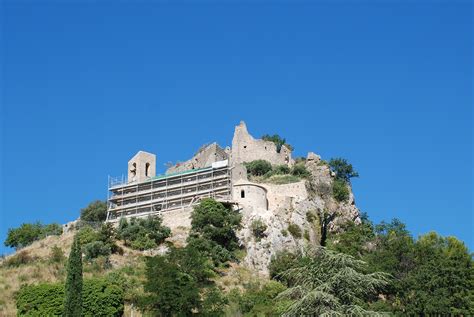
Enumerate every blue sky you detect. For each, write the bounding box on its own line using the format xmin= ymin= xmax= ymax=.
xmin=1 ymin=1 xmax=472 ymax=255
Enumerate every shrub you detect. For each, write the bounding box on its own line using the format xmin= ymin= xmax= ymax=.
xmin=304 ymin=230 xmax=310 ymax=241
xmin=231 ymin=280 xmax=288 ymax=315
xmin=77 ymin=225 xmax=100 ymax=245
xmin=2 ymin=250 xmax=36 ymax=268
xmin=290 ymin=163 xmax=311 ymax=178
xmin=190 ymin=199 xmax=241 ymax=252
xmin=281 ymin=229 xmax=288 ymax=237
xmin=269 ymin=250 xmax=303 ymax=283
xmin=49 ymin=245 xmax=65 ymax=263
xmin=244 ymin=160 xmax=272 ymax=176
xmin=117 ymin=216 xmax=171 ymax=250
xmin=80 ymin=200 xmax=108 ymax=222
xmin=84 ymin=241 xmax=111 ymax=261
xmin=16 ymin=279 xmax=124 ymax=317
xmin=4 ymin=222 xmax=62 ymax=249
xmin=261 ymin=134 xmax=292 ymax=153
xmin=332 ymin=179 xmax=350 ymax=202
xmin=250 ymin=219 xmax=267 ymax=241
xmin=272 ymin=165 xmax=291 ymax=175
xmin=287 ymin=224 xmax=302 ymax=239
xmin=328 ymin=158 xmax=359 ymax=183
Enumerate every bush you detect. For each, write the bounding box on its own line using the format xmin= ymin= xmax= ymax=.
xmin=244 ymin=160 xmax=272 ymax=176
xmin=190 ymin=199 xmax=241 ymax=252
xmin=231 ymin=280 xmax=288 ymax=315
xmin=304 ymin=230 xmax=310 ymax=241
xmin=117 ymin=216 xmax=171 ymax=250
xmin=77 ymin=225 xmax=100 ymax=245
xmin=291 ymin=163 xmax=311 ymax=178
xmin=250 ymin=219 xmax=267 ymax=241
xmin=332 ymin=179 xmax=350 ymax=202
xmin=328 ymin=158 xmax=359 ymax=183
xmin=84 ymin=241 xmax=112 ymax=261
xmin=4 ymin=222 xmax=62 ymax=249
xmin=272 ymin=165 xmax=291 ymax=175
xmin=49 ymin=246 xmax=65 ymax=263
xmin=281 ymin=229 xmax=288 ymax=237
xmin=261 ymin=134 xmax=292 ymax=153
xmin=16 ymin=279 xmax=124 ymax=317
xmin=2 ymin=251 xmax=37 ymax=268
xmin=269 ymin=250 xmax=303 ymax=283
xmin=287 ymin=224 xmax=302 ymax=239
xmin=80 ymin=200 xmax=108 ymax=222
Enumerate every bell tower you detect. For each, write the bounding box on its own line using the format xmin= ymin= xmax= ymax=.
xmin=128 ymin=151 xmax=156 ymax=183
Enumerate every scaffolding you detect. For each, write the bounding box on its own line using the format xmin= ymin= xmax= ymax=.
xmin=106 ymin=161 xmax=232 ymax=222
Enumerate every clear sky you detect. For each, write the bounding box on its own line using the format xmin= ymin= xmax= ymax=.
xmin=1 ymin=0 xmax=472 ymax=255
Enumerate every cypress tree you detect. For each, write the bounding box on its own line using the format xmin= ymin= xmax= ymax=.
xmin=63 ymin=234 xmax=83 ymax=316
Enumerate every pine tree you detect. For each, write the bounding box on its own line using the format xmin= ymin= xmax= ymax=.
xmin=63 ymin=234 xmax=83 ymax=316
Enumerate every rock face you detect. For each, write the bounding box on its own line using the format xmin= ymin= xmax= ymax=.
xmin=160 ymin=121 xmax=361 ymax=274
xmin=236 ymin=151 xmax=360 ymax=274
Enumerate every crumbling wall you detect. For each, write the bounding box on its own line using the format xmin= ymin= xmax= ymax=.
xmin=166 ymin=143 xmax=228 ymax=174
xmin=231 ymin=121 xmax=293 ymax=167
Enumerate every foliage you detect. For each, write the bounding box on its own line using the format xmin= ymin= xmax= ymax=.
xmin=190 ymin=199 xmax=242 ymax=253
xmin=250 ymin=219 xmax=267 ymax=241
xmin=140 ymin=246 xmax=214 ymax=316
xmin=290 ymin=163 xmax=311 ymax=178
xmin=186 ymin=235 xmax=234 ymax=267
xmin=397 ymin=233 xmax=474 ymax=315
xmin=229 ymin=280 xmax=290 ymax=316
xmin=16 ymin=279 xmax=124 ymax=317
xmin=201 ymin=287 xmax=228 ymax=317
xmin=269 ymin=250 xmax=306 ymax=285
xmin=2 ymin=250 xmax=37 ymax=268
xmin=326 ymin=218 xmax=474 ymax=315
xmin=261 ymin=134 xmax=292 ymax=152
xmin=272 ymin=164 xmax=291 ymax=175
xmin=83 ymin=241 xmax=111 ymax=261
xmin=287 ymin=223 xmax=302 ymax=239
xmin=244 ymin=160 xmax=272 ymax=176
xmin=4 ymin=222 xmax=62 ymax=249
xmin=77 ymin=225 xmax=100 ymax=245
xmin=277 ymin=247 xmax=390 ymax=316
xmin=332 ymin=178 xmax=350 ymax=202
xmin=117 ymin=216 xmax=171 ymax=250
xmin=328 ymin=219 xmax=375 ymax=257
xmin=49 ymin=245 xmax=66 ymax=263
xmin=80 ymin=200 xmax=108 ymax=222
xmin=63 ymin=234 xmax=83 ymax=317
xmin=329 ymin=157 xmax=359 ymax=183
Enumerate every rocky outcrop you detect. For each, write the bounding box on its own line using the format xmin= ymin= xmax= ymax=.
xmin=237 ymin=151 xmax=360 ymax=274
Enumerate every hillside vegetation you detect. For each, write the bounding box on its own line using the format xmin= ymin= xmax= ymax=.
xmin=1 ymin=156 xmax=473 ymax=316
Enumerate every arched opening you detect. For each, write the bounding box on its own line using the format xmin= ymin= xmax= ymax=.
xmin=145 ymin=163 xmax=150 ymax=177
xmin=241 ymin=190 xmax=245 ymax=198
xmin=130 ymin=162 xmax=137 ymax=177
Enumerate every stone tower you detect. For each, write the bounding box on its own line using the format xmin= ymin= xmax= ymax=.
xmin=128 ymin=151 xmax=156 ymax=183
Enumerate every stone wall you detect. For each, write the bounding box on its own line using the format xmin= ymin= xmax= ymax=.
xmin=166 ymin=142 xmax=228 ymax=174
xmin=233 ymin=182 xmax=268 ymax=210
xmin=128 ymin=151 xmax=156 ymax=183
xmin=231 ymin=121 xmax=293 ymax=167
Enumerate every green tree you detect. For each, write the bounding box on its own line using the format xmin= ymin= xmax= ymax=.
xmin=5 ymin=222 xmax=62 ymax=249
xmin=329 ymin=158 xmax=359 ymax=183
xmin=399 ymin=232 xmax=474 ymax=315
xmin=261 ymin=134 xmax=292 ymax=153
xmin=80 ymin=200 xmax=108 ymax=222
xmin=63 ymin=234 xmax=83 ymax=317
xmin=332 ymin=178 xmax=350 ymax=202
xmin=277 ymin=247 xmax=390 ymax=316
xmin=140 ymin=247 xmax=211 ymax=316
xmin=328 ymin=215 xmax=375 ymax=257
xmin=190 ymin=199 xmax=241 ymax=252
xmin=117 ymin=216 xmax=171 ymax=250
